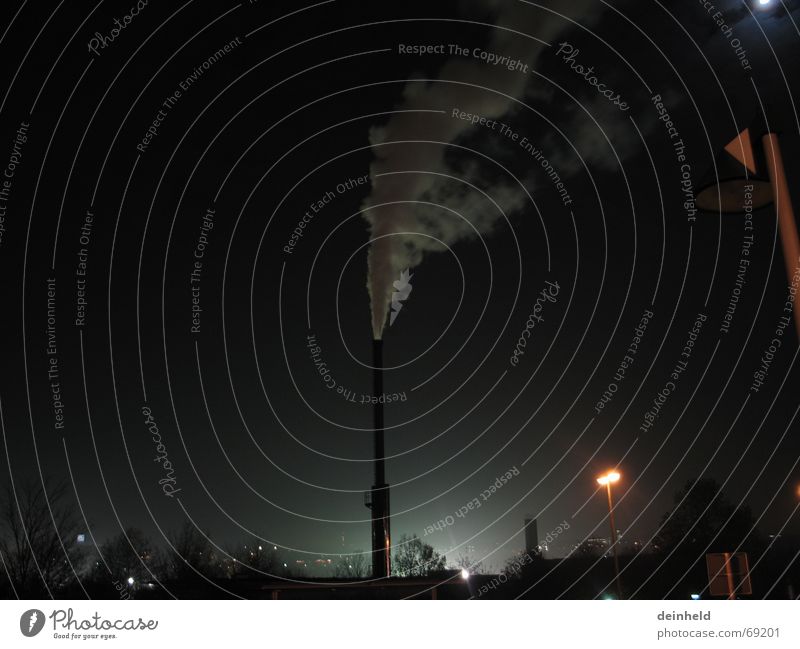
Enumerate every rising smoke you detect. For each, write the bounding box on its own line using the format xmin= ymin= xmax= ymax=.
xmin=362 ymin=1 xmax=598 ymax=339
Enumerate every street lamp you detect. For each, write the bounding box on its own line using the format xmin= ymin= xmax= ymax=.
xmin=597 ymin=470 xmax=623 ymax=599
xmin=597 ymin=471 xmax=620 ymax=486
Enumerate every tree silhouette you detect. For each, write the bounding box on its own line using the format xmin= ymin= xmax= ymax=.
xmin=333 ymin=551 xmax=369 ymax=578
xmin=92 ymin=527 xmax=160 ymax=595
xmin=0 ymin=478 xmax=84 ymax=597
xmin=655 ymin=477 xmax=762 ymax=554
xmin=455 ymin=553 xmax=483 ymax=574
xmin=393 ymin=534 xmax=446 ymax=577
xmin=164 ymin=522 xmax=223 ymax=581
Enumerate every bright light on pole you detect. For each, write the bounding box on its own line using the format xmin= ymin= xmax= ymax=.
xmin=597 ymin=471 xmax=620 ymax=486
xmin=597 ymin=470 xmax=623 ymax=599
xmin=127 ymin=577 xmax=134 ymax=586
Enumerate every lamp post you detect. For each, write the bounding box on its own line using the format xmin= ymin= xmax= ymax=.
xmin=597 ymin=470 xmax=623 ymax=599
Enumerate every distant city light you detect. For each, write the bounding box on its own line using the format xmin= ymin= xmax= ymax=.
xmin=691 ymin=593 xmax=701 ymax=600
xmin=127 ymin=577 xmax=134 ymax=586
xmin=461 ymin=568 xmax=470 ymax=580
xmin=258 ymin=545 xmax=262 ymax=551
xmin=76 ymin=534 xmax=86 ymax=543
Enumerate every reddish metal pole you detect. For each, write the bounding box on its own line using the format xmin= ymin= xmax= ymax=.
xmin=763 ymin=133 xmax=800 ymax=336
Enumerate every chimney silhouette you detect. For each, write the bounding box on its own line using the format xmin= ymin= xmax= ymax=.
xmin=368 ymin=339 xmax=391 ymax=578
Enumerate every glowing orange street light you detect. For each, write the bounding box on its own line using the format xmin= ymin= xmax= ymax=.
xmin=597 ymin=470 xmax=623 ymax=599
xmin=597 ymin=471 xmax=621 ymax=487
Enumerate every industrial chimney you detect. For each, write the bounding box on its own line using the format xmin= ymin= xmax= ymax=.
xmin=366 ymin=339 xmax=391 ymax=578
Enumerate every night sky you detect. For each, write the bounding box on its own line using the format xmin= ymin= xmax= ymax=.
xmin=1 ymin=0 xmax=800 ymax=577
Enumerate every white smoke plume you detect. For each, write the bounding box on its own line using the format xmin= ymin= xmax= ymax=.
xmin=363 ymin=1 xmax=598 ymax=338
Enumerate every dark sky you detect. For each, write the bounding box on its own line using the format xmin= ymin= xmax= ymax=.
xmin=1 ymin=0 xmax=799 ymax=576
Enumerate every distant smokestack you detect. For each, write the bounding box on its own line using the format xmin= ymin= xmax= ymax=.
xmin=524 ymin=517 xmax=540 ymax=557
xmin=369 ymin=339 xmax=391 ymax=578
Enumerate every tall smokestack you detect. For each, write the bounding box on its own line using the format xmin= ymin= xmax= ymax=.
xmin=370 ymin=339 xmax=391 ymax=578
